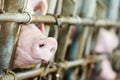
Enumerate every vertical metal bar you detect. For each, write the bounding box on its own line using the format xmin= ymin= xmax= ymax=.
xmin=55 ymin=1 xmax=78 ymax=80
xmin=107 ymin=0 xmax=119 ymax=21
xmin=67 ymin=0 xmax=83 ymax=60
xmin=84 ymin=27 xmax=94 ymax=56
xmin=65 ymin=0 xmax=83 ymax=80
xmin=79 ymin=0 xmax=97 ymax=80
xmin=0 ymin=0 xmax=25 ymax=69
xmin=47 ymin=0 xmax=57 ymax=14
xmin=78 ymin=0 xmax=96 ymax=58
xmin=107 ymin=0 xmax=119 ymax=31
xmin=55 ymin=0 xmax=63 ymax=15
xmin=55 ymin=0 xmax=75 ymax=61
xmin=48 ymin=0 xmax=62 ymax=39
xmin=45 ymin=0 xmax=58 ymax=37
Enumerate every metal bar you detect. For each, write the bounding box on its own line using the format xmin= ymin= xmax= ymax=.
xmin=45 ymin=0 xmax=58 ymax=37
xmin=78 ymin=0 xmax=97 ymax=58
xmin=77 ymin=1 xmax=97 ymax=78
xmin=0 ymin=0 xmax=25 ymax=69
xmin=66 ymin=0 xmax=83 ymax=60
xmin=47 ymin=0 xmax=57 ymax=14
xmin=48 ymin=0 xmax=62 ymax=39
xmin=55 ymin=0 xmax=63 ymax=15
xmin=55 ymin=0 xmax=76 ymax=62
xmin=0 ymin=13 xmax=119 ymax=27
xmin=107 ymin=0 xmax=119 ymax=21
xmin=0 ymin=55 xmax=107 ymax=80
xmin=84 ymin=0 xmax=96 ymax=56
xmin=106 ymin=0 xmax=120 ymax=32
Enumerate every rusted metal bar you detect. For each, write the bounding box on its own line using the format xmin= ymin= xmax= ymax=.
xmin=0 ymin=13 xmax=119 ymax=27
xmin=0 ymin=0 xmax=25 ymax=69
xmin=0 ymin=55 xmax=107 ymax=80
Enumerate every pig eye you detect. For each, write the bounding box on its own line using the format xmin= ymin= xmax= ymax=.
xmin=39 ymin=44 xmax=45 ymax=47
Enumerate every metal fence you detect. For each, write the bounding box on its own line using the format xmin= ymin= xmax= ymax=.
xmin=0 ymin=0 xmax=120 ymax=80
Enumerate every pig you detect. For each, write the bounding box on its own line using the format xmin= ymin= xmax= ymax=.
xmin=13 ymin=0 xmax=57 ymax=68
xmin=94 ymin=28 xmax=118 ymax=80
xmin=95 ymin=28 xmax=118 ymax=54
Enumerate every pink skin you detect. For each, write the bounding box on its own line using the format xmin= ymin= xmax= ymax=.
xmin=13 ymin=0 xmax=57 ymax=68
xmin=14 ymin=24 xmax=57 ymax=67
xmin=95 ymin=28 xmax=118 ymax=80
xmin=100 ymin=59 xmax=116 ymax=80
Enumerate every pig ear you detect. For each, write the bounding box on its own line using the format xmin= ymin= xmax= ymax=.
xmin=34 ymin=0 xmax=48 ymax=15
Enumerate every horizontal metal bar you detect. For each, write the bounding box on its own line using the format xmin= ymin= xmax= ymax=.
xmin=58 ymin=55 xmax=107 ymax=69
xmin=0 ymin=55 xmax=107 ymax=80
xmin=0 ymin=13 xmax=119 ymax=27
xmin=16 ymin=67 xmax=58 ymax=80
xmin=0 ymin=13 xmax=56 ymax=23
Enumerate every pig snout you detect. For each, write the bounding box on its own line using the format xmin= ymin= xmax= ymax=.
xmin=32 ymin=37 xmax=57 ymax=62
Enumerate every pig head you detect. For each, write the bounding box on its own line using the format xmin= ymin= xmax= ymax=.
xmin=95 ymin=28 xmax=118 ymax=54
xmin=14 ymin=24 xmax=57 ymax=67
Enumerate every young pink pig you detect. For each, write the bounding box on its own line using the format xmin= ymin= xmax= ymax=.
xmin=13 ymin=0 xmax=57 ymax=68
